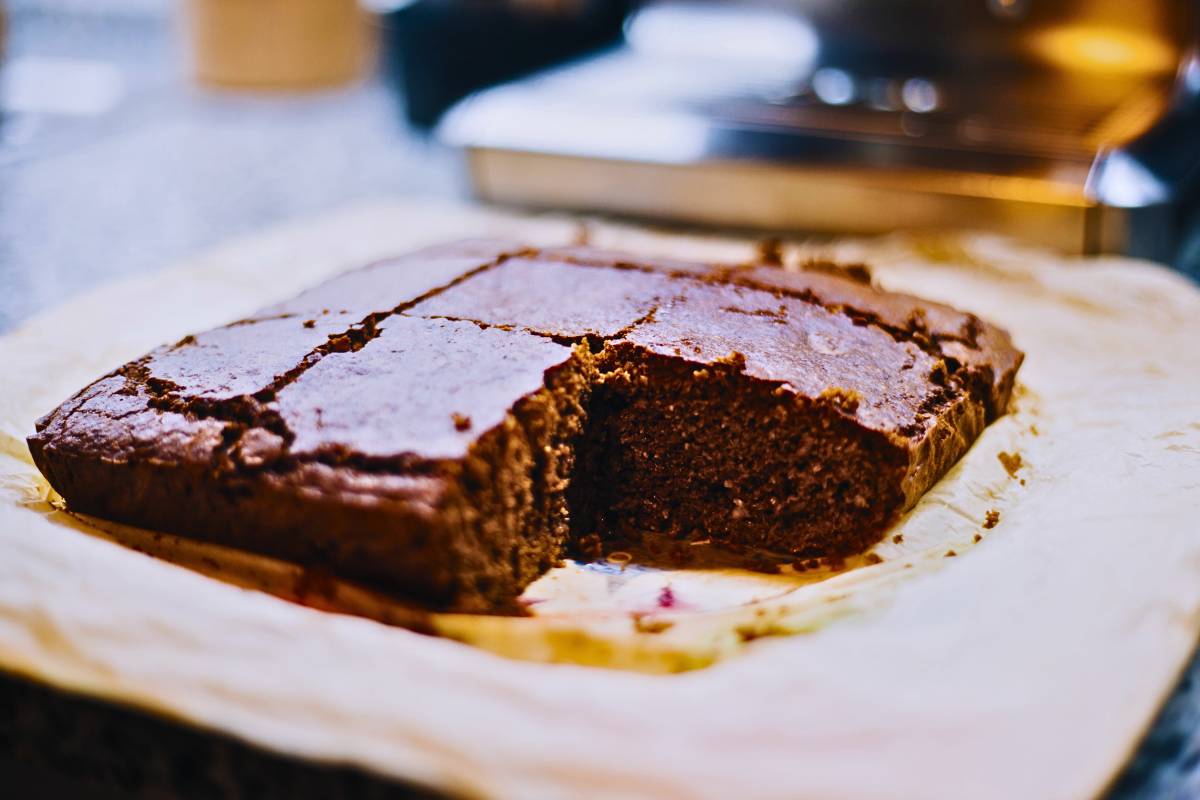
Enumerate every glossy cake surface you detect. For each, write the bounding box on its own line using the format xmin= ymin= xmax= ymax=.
xmin=28 ymin=240 xmax=1022 ymax=611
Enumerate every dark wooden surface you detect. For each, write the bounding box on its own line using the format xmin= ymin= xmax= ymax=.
xmin=1 ymin=5 xmax=1197 ymax=798
xmin=0 ymin=669 xmax=444 ymax=799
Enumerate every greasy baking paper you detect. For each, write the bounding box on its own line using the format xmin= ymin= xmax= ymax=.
xmin=2 ymin=202 xmax=1199 ymax=799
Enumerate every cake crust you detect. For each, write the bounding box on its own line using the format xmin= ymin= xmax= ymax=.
xmin=28 ymin=240 xmax=1023 ymax=611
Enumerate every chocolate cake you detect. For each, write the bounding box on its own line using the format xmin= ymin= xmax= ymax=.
xmin=27 ymin=240 xmax=1022 ymax=612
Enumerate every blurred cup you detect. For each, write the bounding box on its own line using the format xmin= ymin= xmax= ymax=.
xmin=187 ymin=0 xmax=369 ymax=90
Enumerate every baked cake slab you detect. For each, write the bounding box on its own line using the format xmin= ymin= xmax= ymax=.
xmin=27 ymin=239 xmax=1019 ymax=612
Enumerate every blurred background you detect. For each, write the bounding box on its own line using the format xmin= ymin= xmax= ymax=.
xmin=2 ymin=0 xmax=1199 ymax=336
xmin=2 ymin=1 xmax=1200 ymax=797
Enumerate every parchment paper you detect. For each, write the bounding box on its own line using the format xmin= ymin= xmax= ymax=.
xmin=2 ymin=201 xmax=1199 ymax=799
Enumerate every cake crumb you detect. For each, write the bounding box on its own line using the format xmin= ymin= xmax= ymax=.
xmin=451 ymin=413 xmax=472 ymax=432
xmin=715 ymin=350 xmax=748 ymax=371
xmin=944 ymin=550 xmax=957 ymax=557
xmin=864 ymin=552 xmax=883 ymax=565
xmin=633 ymin=615 xmax=674 ymax=634
xmin=302 ymin=319 xmax=316 ymax=329
xmin=730 ymin=499 xmax=748 ymax=520
xmin=606 ymin=551 xmax=633 ymax=567
xmin=983 ymin=509 xmax=1000 ymax=529
xmin=575 ymin=533 xmax=603 ymax=561
xmin=973 ymin=533 xmax=983 ymax=543
xmin=892 ymin=534 xmax=904 ymax=544
xmin=802 ymin=259 xmax=873 ymax=285
xmin=819 ymin=386 xmax=862 ymax=414
xmin=997 ymin=450 xmax=1022 ymax=478
xmin=756 ymin=237 xmax=784 ymax=266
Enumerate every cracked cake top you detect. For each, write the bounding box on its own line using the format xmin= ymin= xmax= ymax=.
xmin=27 ymin=239 xmax=1022 ymax=611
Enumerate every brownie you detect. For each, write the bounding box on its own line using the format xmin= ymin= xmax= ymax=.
xmin=28 ymin=240 xmax=1022 ymax=612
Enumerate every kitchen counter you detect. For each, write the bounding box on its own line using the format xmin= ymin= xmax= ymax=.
xmin=0 ymin=5 xmax=456 ymax=333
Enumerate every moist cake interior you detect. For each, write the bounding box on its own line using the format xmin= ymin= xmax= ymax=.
xmin=575 ymin=345 xmax=910 ymax=562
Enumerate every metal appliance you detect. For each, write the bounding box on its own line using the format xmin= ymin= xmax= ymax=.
xmin=440 ymin=0 xmax=1200 ymax=273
